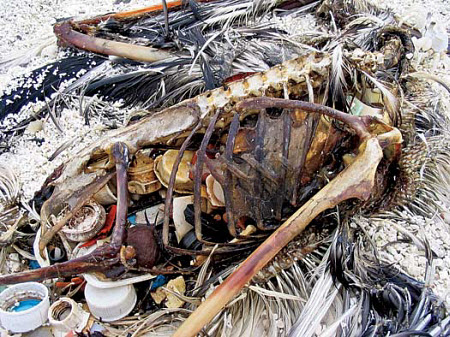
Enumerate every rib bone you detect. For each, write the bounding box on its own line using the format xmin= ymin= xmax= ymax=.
xmin=172 ymin=95 xmax=403 ymax=336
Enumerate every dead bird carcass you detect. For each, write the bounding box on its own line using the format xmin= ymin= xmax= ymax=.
xmin=0 ymin=48 xmax=404 ymax=327
xmin=0 ymin=0 xmax=449 ymax=336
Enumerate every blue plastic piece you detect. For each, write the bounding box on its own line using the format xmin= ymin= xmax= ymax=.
xmin=150 ymin=275 xmax=167 ymax=290
xmin=9 ymin=299 xmax=41 ymax=312
xmin=29 ymin=260 xmax=41 ymax=270
xmin=128 ymin=214 xmax=136 ymax=225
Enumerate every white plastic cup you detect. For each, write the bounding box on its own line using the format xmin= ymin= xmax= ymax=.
xmin=0 ymin=282 xmax=50 ymax=333
xmin=85 ymin=283 xmax=136 ymax=321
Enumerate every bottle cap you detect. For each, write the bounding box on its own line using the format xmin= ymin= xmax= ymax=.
xmin=0 ymin=282 xmax=50 ymax=333
xmin=85 ymin=283 xmax=136 ymax=321
xmin=48 ymin=297 xmax=90 ymax=333
xmin=62 ymin=200 xmax=106 ymax=242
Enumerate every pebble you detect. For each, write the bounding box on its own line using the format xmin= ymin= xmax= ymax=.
xmin=25 ymin=120 xmax=43 ymax=135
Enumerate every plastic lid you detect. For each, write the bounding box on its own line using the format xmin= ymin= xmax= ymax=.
xmin=85 ymin=283 xmax=136 ymax=322
xmin=154 ymin=150 xmax=195 ymax=193
xmin=0 ymin=282 xmax=50 ymax=333
xmin=62 ymin=200 xmax=106 ymax=242
xmin=48 ymin=297 xmax=90 ymax=333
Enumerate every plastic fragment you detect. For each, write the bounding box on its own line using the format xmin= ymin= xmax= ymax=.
xmin=151 ymin=276 xmax=186 ymax=308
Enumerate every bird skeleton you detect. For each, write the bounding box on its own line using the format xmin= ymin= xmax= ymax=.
xmin=0 ymin=49 xmax=402 ymax=335
xmin=1 ymin=0 xmax=447 ymax=336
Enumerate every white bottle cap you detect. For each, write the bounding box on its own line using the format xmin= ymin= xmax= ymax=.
xmin=0 ymin=282 xmax=50 ymax=333
xmin=85 ymin=283 xmax=136 ymax=322
xmin=62 ymin=200 xmax=106 ymax=242
xmin=48 ymin=297 xmax=90 ymax=333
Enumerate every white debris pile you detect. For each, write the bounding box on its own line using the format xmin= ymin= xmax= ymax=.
xmin=0 ymin=0 xmax=153 ymax=58
xmin=1 ymin=108 xmax=107 ymax=200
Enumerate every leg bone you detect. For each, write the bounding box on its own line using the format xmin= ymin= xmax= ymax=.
xmin=173 ymin=136 xmax=384 ymax=337
xmin=0 ymin=142 xmax=130 ymax=285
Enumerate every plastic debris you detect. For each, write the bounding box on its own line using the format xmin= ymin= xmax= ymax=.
xmin=165 ymin=276 xmax=187 ymax=308
xmin=128 ymin=151 xmax=162 ymax=195
xmin=150 ymin=275 xmax=167 ymax=291
xmin=62 ymin=200 xmax=106 ymax=242
xmin=155 ymin=150 xmax=195 ymax=193
xmin=151 ymin=276 xmax=186 ymax=309
xmin=85 ymin=283 xmax=137 ymax=321
xmin=172 ymin=196 xmax=194 ymax=242
xmin=48 ymin=297 xmax=90 ymax=336
xmin=205 ymin=175 xmax=225 ymax=207
xmin=0 ymin=282 xmax=50 ymax=333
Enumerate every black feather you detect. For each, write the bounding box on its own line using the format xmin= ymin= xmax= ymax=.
xmin=0 ymin=54 xmax=106 ymax=121
xmin=329 ymin=222 xmax=447 ymax=335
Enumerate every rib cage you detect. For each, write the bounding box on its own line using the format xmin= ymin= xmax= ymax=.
xmin=39 ymin=53 xmax=333 ymax=228
xmin=214 ymin=109 xmax=339 ymax=231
